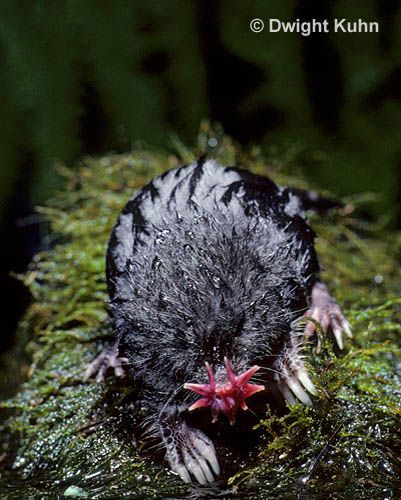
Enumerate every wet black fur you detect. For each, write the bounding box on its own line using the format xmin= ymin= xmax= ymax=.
xmin=106 ymin=159 xmax=320 ymax=424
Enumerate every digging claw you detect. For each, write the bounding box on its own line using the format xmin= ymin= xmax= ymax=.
xmin=298 ymin=370 xmax=318 ymax=396
xmin=287 ymin=377 xmax=312 ymax=406
xmin=163 ymin=422 xmax=220 ymax=484
xmin=274 ymin=344 xmax=318 ymax=408
xmin=275 ymin=281 xmax=347 ymax=407
xmin=84 ymin=341 xmax=127 ymax=382
xmin=304 ymin=281 xmax=352 ymax=350
xmin=278 ymin=367 xmax=317 ymax=407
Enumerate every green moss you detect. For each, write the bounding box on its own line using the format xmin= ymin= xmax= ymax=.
xmin=1 ymin=124 xmax=400 ymax=498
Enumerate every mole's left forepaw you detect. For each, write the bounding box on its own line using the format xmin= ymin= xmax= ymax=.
xmin=84 ymin=340 xmax=128 ymax=382
xmin=304 ymin=281 xmax=352 ymax=350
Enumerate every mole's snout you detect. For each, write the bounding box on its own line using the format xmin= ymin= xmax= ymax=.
xmin=184 ymin=357 xmax=265 ymax=424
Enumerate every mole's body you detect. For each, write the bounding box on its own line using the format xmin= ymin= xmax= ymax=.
xmin=86 ymin=159 xmax=351 ymax=484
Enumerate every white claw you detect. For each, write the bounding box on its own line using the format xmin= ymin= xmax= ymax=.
xmin=183 ymin=449 xmax=208 ymax=484
xmin=298 ymin=371 xmax=318 ymax=396
xmin=198 ymin=458 xmax=214 ymax=483
xmin=168 ymin=427 xmax=219 ymax=484
xmin=191 ymin=463 xmax=207 ymax=484
xmin=333 ymin=327 xmax=344 ymax=350
xmin=279 ymin=384 xmax=296 ymax=406
xmin=343 ymin=321 xmax=353 ymax=338
xmin=287 ymin=377 xmax=313 ymax=406
xmin=176 ymin=465 xmax=191 ymax=484
xmin=193 ymin=432 xmax=220 ymax=476
xmin=205 ymin=449 xmax=220 ymax=476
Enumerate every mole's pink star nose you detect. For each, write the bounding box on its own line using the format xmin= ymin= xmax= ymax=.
xmin=184 ymin=357 xmax=265 ymax=424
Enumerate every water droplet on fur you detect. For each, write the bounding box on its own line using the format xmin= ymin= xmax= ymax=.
xmin=152 ymin=257 xmax=161 ymax=269
xmin=212 ymin=275 xmax=222 ymax=288
xmin=378 ymin=460 xmax=393 ymax=475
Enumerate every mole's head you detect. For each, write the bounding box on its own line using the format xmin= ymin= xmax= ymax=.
xmin=184 ymin=357 xmax=265 ymax=425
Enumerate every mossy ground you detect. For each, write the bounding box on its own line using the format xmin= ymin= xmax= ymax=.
xmin=0 ymin=123 xmax=400 ymax=498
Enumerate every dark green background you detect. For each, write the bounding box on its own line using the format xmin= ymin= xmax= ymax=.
xmin=1 ymin=1 xmax=401 ymax=215
xmin=0 ymin=1 xmax=400 ymax=349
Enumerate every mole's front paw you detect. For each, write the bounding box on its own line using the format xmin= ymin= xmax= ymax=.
xmin=84 ymin=340 xmax=128 ymax=382
xmin=162 ymin=422 xmax=220 ymax=484
xmin=274 ymin=347 xmax=318 ymax=407
xmin=304 ymin=281 xmax=352 ymax=350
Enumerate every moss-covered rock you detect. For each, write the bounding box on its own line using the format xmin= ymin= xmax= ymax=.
xmin=1 ymin=124 xmax=400 ymax=498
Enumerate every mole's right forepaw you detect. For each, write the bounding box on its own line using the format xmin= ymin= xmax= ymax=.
xmin=84 ymin=341 xmax=128 ymax=382
xmin=162 ymin=422 xmax=220 ymax=484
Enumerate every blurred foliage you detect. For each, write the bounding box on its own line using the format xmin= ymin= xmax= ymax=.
xmin=222 ymin=0 xmax=401 ymax=222
xmin=0 ymin=125 xmax=400 ymax=498
xmin=0 ymin=1 xmax=400 ymax=222
xmin=0 ymin=0 xmax=206 ymax=212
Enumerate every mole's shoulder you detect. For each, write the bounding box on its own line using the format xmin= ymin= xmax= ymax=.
xmin=123 ymin=158 xmax=282 ymax=217
xmin=152 ymin=158 xmax=280 ymax=193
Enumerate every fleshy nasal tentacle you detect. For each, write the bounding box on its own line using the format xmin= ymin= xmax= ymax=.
xmin=185 ymin=359 xmax=265 ymax=424
xmin=224 ymin=357 xmax=236 ymax=385
xmin=205 ymin=362 xmax=216 ymax=390
xmin=184 ymin=362 xmax=216 ymax=398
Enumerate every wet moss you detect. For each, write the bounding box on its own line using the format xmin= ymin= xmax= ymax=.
xmin=1 ymin=123 xmax=400 ymax=498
